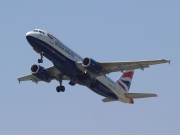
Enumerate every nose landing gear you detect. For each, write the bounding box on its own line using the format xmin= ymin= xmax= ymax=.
xmin=38 ymin=53 xmax=43 ymax=63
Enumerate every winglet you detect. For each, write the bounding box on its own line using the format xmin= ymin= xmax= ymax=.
xmin=168 ymin=60 xmax=171 ymax=65
xmin=17 ymin=78 xmax=21 ymax=84
xmin=163 ymin=59 xmax=171 ymax=65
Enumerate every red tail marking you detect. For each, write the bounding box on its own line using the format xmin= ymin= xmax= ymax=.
xmin=117 ymin=81 xmax=127 ymax=92
xmin=122 ymin=71 xmax=134 ymax=79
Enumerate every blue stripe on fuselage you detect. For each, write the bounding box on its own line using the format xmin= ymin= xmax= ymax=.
xmin=26 ymin=36 xmax=118 ymax=100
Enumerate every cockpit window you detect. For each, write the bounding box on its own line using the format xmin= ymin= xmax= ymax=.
xmin=33 ymin=30 xmax=45 ymax=35
xmin=39 ymin=31 xmax=45 ymax=35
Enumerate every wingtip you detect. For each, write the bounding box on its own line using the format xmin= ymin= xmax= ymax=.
xmin=163 ymin=59 xmax=171 ymax=65
xmin=168 ymin=60 xmax=171 ymax=65
xmin=152 ymin=94 xmax=158 ymax=97
xmin=17 ymin=78 xmax=20 ymax=84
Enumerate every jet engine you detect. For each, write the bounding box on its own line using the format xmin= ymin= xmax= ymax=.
xmin=82 ymin=57 xmax=103 ymax=75
xmin=31 ymin=64 xmax=51 ymax=82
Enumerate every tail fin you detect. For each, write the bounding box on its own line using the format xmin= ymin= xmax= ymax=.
xmin=116 ymin=70 xmax=134 ymax=92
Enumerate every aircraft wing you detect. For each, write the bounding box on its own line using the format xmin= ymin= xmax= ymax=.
xmin=17 ymin=66 xmax=70 ymax=83
xmin=18 ymin=74 xmax=41 ymax=83
xmin=99 ymin=59 xmax=170 ymax=73
xmin=125 ymin=93 xmax=157 ymax=99
xmin=77 ymin=59 xmax=170 ymax=75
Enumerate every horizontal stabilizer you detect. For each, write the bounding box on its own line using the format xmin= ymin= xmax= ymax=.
xmin=102 ymin=98 xmax=117 ymax=102
xmin=125 ymin=93 xmax=157 ymax=99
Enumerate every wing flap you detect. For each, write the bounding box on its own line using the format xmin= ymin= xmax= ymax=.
xmin=125 ymin=93 xmax=157 ymax=99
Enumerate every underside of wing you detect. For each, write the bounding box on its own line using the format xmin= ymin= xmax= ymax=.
xmin=125 ymin=93 xmax=157 ymax=99
xmin=99 ymin=59 xmax=170 ymax=73
xmin=18 ymin=74 xmax=40 ymax=83
xmin=18 ymin=66 xmax=70 ymax=83
xmin=76 ymin=59 xmax=170 ymax=77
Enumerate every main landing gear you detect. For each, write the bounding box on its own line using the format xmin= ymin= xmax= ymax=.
xmin=36 ymin=52 xmax=65 ymax=93
xmin=56 ymin=86 xmax=65 ymax=92
xmin=38 ymin=53 xmax=43 ymax=63
xmin=56 ymin=75 xmax=65 ymax=93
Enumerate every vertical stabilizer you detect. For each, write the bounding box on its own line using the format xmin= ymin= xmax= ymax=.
xmin=116 ymin=70 xmax=134 ymax=92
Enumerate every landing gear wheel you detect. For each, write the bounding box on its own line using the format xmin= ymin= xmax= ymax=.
xmin=61 ymin=86 xmax=65 ymax=92
xmin=56 ymin=74 xmax=66 ymax=93
xmin=56 ymin=86 xmax=65 ymax=92
xmin=38 ymin=59 xmax=43 ymax=63
xmin=38 ymin=53 xmax=43 ymax=63
xmin=56 ymin=86 xmax=61 ymax=92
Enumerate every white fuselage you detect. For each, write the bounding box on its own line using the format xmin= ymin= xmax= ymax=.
xmin=26 ymin=29 xmax=132 ymax=103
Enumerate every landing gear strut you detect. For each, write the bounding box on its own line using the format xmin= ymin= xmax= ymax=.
xmin=38 ymin=53 xmax=43 ymax=63
xmin=56 ymin=75 xmax=65 ymax=93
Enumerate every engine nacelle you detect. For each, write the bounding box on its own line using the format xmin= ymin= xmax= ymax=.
xmin=31 ymin=64 xmax=51 ymax=82
xmin=82 ymin=57 xmax=102 ymax=75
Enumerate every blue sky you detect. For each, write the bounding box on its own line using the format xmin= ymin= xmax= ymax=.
xmin=0 ymin=0 xmax=179 ymax=135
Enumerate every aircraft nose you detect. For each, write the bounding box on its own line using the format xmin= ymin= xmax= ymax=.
xmin=26 ymin=31 xmax=33 ymax=37
xmin=26 ymin=31 xmax=38 ymax=47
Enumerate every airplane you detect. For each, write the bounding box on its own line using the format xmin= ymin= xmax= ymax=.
xmin=18 ymin=29 xmax=170 ymax=104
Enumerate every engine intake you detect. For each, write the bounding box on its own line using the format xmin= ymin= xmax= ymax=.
xmin=31 ymin=64 xmax=51 ymax=82
xmin=82 ymin=57 xmax=102 ymax=74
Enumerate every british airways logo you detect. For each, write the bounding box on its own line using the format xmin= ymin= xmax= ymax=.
xmin=47 ymin=33 xmax=82 ymax=60
xmin=47 ymin=33 xmax=59 ymax=41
